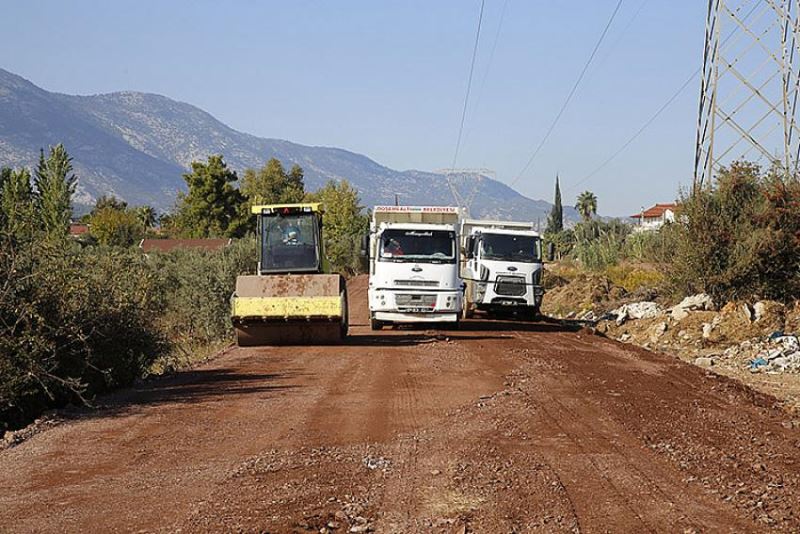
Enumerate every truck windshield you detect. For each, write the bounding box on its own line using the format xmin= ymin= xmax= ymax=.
xmin=261 ymin=212 xmax=320 ymax=272
xmin=380 ymin=229 xmax=456 ymax=263
xmin=480 ymin=233 xmax=541 ymax=263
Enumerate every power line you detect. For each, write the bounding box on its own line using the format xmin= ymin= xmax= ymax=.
xmin=569 ymin=0 xmax=762 ymax=192
xmin=462 ymin=0 xmax=511 ymax=146
xmin=476 ymin=0 xmax=510 ymax=109
xmin=510 ymin=0 xmax=624 ymax=187
xmin=451 ymin=0 xmax=486 ymax=170
xmin=597 ymin=0 xmax=649 ymax=67
xmin=569 ymin=69 xmax=699 ymax=191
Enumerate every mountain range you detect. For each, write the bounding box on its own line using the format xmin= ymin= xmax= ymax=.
xmin=0 ymin=68 xmax=577 ymax=223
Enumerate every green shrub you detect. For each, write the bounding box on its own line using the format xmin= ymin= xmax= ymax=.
xmin=604 ymin=264 xmax=665 ymax=293
xmin=0 ymin=239 xmax=165 ymax=429
xmin=623 ymin=230 xmax=673 ymax=264
xmin=89 ymin=206 xmax=144 ymax=246
xmin=543 ymin=229 xmax=575 ymax=259
xmin=0 ymin=237 xmax=259 ymax=431
xmin=149 ymin=239 xmax=257 ymax=355
xmin=571 ymin=219 xmax=631 ymax=271
xmin=666 ymin=162 xmax=800 ymax=303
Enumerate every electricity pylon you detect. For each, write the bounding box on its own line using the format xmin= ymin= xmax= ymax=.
xmin=695 ymin=0 xmax=800 ymax=189
xmin=436 ymin=168 xmax=496 ymax=216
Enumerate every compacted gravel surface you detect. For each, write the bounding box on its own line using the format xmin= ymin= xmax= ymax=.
xmin=2 ymin=276 xmax=800 ymax=532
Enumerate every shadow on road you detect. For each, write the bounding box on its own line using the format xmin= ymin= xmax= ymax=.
xmin=345 ymin=315 xmax=588 ymax=345
xmin=66 ymin=368 xmax=299 ymax=421
xmin=457 ymin=317 xmax=585 ymax=333
xmin=346 ymin=332 xmax=512 ymax=346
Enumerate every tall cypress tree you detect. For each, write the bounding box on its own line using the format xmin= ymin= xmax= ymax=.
xmin=1 ymin=168 xmax=35 ymax=241
xmin=0 ymin=167 xmax=10 ymax=230
xmin=34 ymin=144 xmax=77 ymax=238
xmin=546 ymin=174 xmax=563 ymax=233
xmin=0 ymin=167 xmax=9 ymax=194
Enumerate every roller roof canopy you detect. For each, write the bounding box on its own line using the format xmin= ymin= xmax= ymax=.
xmin=251 ymin=203 xmax=323 ymax=214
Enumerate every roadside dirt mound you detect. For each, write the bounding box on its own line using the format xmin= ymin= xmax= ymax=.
xmin=788 ymin=302 xmax=800 ymax=333
xmin=543 ymin=268 xmax=800 ymax=410
xmin=541 ymin=269 xmax=569 ymax=290
xmin=714 ymin=301 xmax=785 ymax=342
xmin=600 ymin=300 xmax=792 ymax=352
xmin=594 ymin=294 xmax=800 ymax=411
xmin=542 ymin=272 xmax=625 ymax=317
xmin=543 ymin=268 xmax=794 ymax=350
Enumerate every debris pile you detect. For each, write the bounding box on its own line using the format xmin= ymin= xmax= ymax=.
xmin=748 ymin=334 xmax=800 ymax=374
xmin=611 ymin=301 xmax=661 ymax=325
xmin=543 ymin=267 xmax=800 ymax=403
xmin=670 ymin=293 xmax=715 ymax=320
xmin=362 ymin=455 xmax=391 ymax=471
xmin=595 ymin=295 xmax=800 ymax=375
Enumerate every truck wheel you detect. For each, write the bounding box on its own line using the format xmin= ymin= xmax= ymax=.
xmin=462 ymin=282 xmax=474 ymax=320
xmin=370 ymin=317 xmax=383 ymax=331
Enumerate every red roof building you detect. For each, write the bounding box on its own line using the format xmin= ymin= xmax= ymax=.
xmin=630 ymin=203 xmax=677 ymax=231
xmin=69 ymin=223 xmax=90 ymax=237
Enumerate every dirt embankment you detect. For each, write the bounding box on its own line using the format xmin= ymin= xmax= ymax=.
xmin=2 ymin=276 xmax=800 ymax=531
xmin=543 ymin=265 xmax=800 ymax=410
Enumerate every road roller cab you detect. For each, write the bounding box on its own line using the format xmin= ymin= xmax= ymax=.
xmin=231 ymin=203 xmax=348 ymax=346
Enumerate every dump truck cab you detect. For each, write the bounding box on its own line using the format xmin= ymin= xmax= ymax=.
xmin=368 ymin=206 xmax=463 ymax=330
xmin=460 ymin=219 xmax=544 ymax=319
xmin=231 ymin=203 xmax=347 ymax=346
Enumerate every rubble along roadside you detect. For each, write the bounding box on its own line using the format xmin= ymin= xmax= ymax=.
xmin=542 ymin=271 xmax=800 ymax=411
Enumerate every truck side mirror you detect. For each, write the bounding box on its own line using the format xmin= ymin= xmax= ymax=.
xmin=360 ymin=234 xmax=369 ymax=257
xmin=465 ymin=236 xmax=475 ymax=259
xmin=547 ymin=242 xmax=556 ymax=262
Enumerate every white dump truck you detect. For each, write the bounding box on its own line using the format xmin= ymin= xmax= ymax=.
xmin=367 ymin=206 xmax=463 ymax=330
xmin=460 ymin=219 xmax=544 ymax=319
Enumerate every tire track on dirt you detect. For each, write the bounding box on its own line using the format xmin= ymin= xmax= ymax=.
xmin=5 ymin=278 xmax=800 ymax=532
xmin=503 ymin=324 xmax=786 ymax=531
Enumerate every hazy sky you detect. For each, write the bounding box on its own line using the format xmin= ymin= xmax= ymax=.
xmin=1 ymin=0 xmax=707 ymax=215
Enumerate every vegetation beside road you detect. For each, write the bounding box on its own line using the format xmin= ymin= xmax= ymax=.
xmin=1 ymin=146 xmax=368 ymax=432
xmin=542 ymin=162 xmax=800 ymax=409
xmin=3 ymin=140 xmax=798 ymax=434
xmin=544 ymin=161 xmax=800 ymax=306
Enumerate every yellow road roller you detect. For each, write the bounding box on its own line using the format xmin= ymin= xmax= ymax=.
xmin=231 ymin=203 xmax=348 ymax=345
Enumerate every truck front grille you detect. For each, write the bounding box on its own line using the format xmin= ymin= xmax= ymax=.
xmin=495 ymin=276 xmax=526 ymax=297
xmin=395 ymin=293 xmax=437 ymax=309
xmin=395 ymin=279 xmax=440 ymax=287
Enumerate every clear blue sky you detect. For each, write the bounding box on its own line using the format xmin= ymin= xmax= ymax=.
xmin=1 ymin=0 xmax=706 ymax=216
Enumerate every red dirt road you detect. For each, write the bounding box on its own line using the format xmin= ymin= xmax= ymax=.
xmin=2 ymin=275 xmax=800 ymax=532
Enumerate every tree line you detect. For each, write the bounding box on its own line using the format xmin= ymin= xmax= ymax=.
xmin=164 ymin=155 xmax=369 ymax=273
xmin=0 ymin=144 xmax=369 ymax=431
xmin=539 ymin=164 xmax=800 ymax=304
xmin=59 ymin=154 xmax=368 ymax=273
